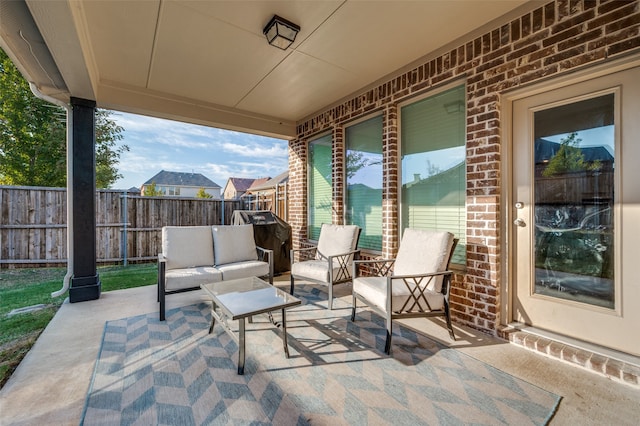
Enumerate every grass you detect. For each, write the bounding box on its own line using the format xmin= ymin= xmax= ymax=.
xmin=0 ymin=263 xmax=157 ymax=389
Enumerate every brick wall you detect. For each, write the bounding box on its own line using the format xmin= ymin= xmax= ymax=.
xmin=289 ymin=0 xmax=640 ymax=335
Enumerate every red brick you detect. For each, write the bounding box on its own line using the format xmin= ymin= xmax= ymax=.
xmin=544 ymin=2 xmax=556 ymax=27
xmin=608 ymin=34 xmax=640 ymax=56
xmin=290 ymin=0 xmax=636 ymax=339
xmin=558 ymin=28 xmax=602 ymax=51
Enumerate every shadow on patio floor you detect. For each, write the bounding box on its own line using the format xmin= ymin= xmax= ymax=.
xmin=1 ymin=273 xmax=638 ymax=425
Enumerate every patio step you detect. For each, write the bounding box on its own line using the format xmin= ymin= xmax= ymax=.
xmin=498 ymin=325 xmax=640 ymax=388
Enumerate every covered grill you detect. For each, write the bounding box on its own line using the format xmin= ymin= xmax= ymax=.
xmin=232 ymin=210 xmax=291 ymax=274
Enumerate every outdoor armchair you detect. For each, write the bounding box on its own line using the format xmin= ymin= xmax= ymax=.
xmin=290 ymin=224 xmax=361 ymax=309
xmin=350 ymin=228 xmax=458 ymax=354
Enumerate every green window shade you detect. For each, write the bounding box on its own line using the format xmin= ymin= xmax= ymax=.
xmin=346 ymin=116 xmax=383 ymax=251
xmin=401 ymin=85 xmax=466 ymax=265
xmin=309 ymin=135 xmax=333 ymax=240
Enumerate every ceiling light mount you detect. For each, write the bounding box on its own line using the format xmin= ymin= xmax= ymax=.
xmin=263 ymin=15 xmax=300 ymax=50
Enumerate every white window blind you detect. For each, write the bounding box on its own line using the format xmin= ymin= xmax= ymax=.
xmin=308 ymin=135 xmax=333 ymax=240
xmin=401 ymin=85 xmax=466 ymax=265
xmin=346 ymin=116 xmax=383 ymax=251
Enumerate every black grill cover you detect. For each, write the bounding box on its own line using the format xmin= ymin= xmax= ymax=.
xmin=232 ymin=210 xmax=291 ymax=274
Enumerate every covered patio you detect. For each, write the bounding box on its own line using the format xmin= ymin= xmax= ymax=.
xmin=1 ymin=0 xmax=640 ymax=423
xmin=1 ymin=275 xmax=638 ymax=424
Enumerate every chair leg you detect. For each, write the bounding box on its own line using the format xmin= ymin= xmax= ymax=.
xmin=384 ymin=328 xmax=392 ymax=355
xmin=328 ymin=283 xmax=333 ymax=310
xmin=350 ymin=294 xmax=357 ymax=321
xmin=159 ymin=268 xmax=166 ymax=321
xmin=290 ymin=275 xmax=295 ymax=295
xmin=385 ymin=314 xmax=393 ymax=355
xmin=159 ymin=289 xmax=166 ymax=321
xmin=444 ymin=302 xmax=456 ymax=340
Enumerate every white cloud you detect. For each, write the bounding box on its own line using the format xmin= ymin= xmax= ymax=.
xmin=220 ymin=141 xmax=288 ymax=158
xmin=110 ymin=111 xmax=289 ymax=190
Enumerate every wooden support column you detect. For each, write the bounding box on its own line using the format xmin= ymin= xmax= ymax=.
xmin=69 ymin=97 xmax=101 ymax=303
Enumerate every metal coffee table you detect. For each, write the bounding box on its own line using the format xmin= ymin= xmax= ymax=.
xmin=200 ymin=276 xmax=301 ymax=374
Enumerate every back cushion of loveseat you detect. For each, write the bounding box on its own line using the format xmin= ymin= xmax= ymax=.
xmin=211 ymin=224 xmax=258 ymax=266
xmin=162 ymin=226 xmax=214 ymax=270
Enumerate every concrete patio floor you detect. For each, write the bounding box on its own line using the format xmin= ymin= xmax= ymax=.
xmin=1 ymin=274 xmax=638 ymax=425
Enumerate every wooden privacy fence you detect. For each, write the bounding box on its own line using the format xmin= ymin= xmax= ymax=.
xmin=0 ymin=186 xmax=244 ymax=267
xmin=241 ymin=183 xmax=288 ymax=219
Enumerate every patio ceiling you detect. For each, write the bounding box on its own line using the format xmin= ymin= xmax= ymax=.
xmin=0 ymin=0 xmax=533 ymax=139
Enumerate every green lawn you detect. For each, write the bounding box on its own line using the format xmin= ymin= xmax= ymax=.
xmin=0 ymin=263 xmax=157 ymax=389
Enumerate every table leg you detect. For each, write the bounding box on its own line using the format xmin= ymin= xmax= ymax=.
xmin=281 ymin=309 xmax=290 ymax=358
xmin=238 ymin=318 xmax=246 ymax=375
xmin=208 ymin=302 xmax=217 ymax=334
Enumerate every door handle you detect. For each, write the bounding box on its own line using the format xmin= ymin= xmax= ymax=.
xmin=514 ymin=218 xmax=526 ymax=227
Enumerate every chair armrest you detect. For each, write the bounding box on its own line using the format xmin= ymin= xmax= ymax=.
xmin=256 ymin=246 xmax=274 ymax=283
xmin=256 ymin=245 xmax=272 ymax=259
xmin=326 ymin=248 xmax=361 ymax=258
xmin=290 ymin=246 xmax=318 ymax=264
xmin=389 ymin=270 xmax=454 ymax=295
xmin=390 ymin=270 xmax=453 ymax=280
xmin=385 ymin=270 xmax=454 ymax=314
xmin=326 ymin=249 xmax=361 ymax=265
xmin=353 ymin=258 xmax=395 ymax=278
xmin=325 ymin=249 xmax=360 ymax=283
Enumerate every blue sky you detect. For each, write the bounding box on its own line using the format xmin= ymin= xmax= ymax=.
xmin=111 ymin=112 xmax=289 ymax=190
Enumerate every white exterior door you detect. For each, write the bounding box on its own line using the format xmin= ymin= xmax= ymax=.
xmin=511 ymin=64 xmax=640 ymax=356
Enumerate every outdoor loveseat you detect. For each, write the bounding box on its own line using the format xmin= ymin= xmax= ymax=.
xmin=157 ymin=224 xmax=273 ymax=320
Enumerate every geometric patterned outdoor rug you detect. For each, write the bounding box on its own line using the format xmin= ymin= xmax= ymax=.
xmin=81 ymin=285 xmax=561 ymax=425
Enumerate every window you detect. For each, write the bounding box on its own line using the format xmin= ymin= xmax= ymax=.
xmin=401 ymin=84 xmax=466 ymax=264
xmin=533 ymin=94 xmax=615 ymax=308
xmin=345 ymin=116 xmax=383 ymax=251
xmin=158 ymin=186 xmax=179 ymax=196
xmin=308 ymin=134 xmax=333 ymax=240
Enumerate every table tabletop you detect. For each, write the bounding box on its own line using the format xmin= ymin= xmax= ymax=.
xmin=200 ymin=276 xmax=300 ymax=320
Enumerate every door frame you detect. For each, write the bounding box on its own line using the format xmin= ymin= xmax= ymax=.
xmin=500 ymin=53 xmax=640 ymax=332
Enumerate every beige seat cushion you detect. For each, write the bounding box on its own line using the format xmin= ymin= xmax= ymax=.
xmin=291 ymin=260 xmax=345 ymax=284
xmin=216 ymin=260 xmax=269 ymax=281
xmin=315 ymin=224 xmax=359 ymax=260
xmin=393 ymin=229 xmax=454 ymax=292
xmin=353 ymin=276 xmax=445 ymax=312
xmin=211 ymin=225 xmax=258 ymax=266
xmin=162 ymin=226 xmax=214 ymax=270
xmin=165 ymin=266 xmax=222 ymax=291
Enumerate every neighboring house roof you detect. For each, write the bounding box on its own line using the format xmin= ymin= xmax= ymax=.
xmin=143 ymin=170 xmax=221 ymax=188
xmin=535 ymin=138 xmax=614 ymax=164
xmin=226 ymin=177 xmax=260 ymax=193
xmin=245 ymin=172 xmax=288 ymax=192
xmin=247 ymin=177 xmax=271 ymax=191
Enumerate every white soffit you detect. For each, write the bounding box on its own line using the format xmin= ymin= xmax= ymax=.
xmin=20 ymin=0 xmax=532 ymax=138
xmin=80 ymin=0 xmax=159 ymax=89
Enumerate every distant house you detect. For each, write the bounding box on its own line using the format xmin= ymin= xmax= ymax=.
xmin=223 ymin=177 xmax=270 ymax=200
xmin=241 ymin=172 xmax=289 ymax=218
xmin=243 ymin=171 xmax=288 ymax=196
xmin=141 ymin=170 xmax=221 ymax=198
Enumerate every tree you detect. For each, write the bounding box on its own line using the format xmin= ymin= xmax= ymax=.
xmin=196 ymin=187 xmax=213 ymax=198
xmin=142 ymin=182 xmax=163 ymax=197
xmin=0 ymin=48 xmax=128 ymax=188
xmin=346 ymin=151 xmax=382 ymax=180
xmin=95 ymin=109 xmax=128 ymax=188
xmin=542 ymin=132 xmax=600 ymax=177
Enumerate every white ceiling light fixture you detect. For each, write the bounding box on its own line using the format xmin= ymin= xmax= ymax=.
xmin=263 ymin=15 xmax=300 ymax=50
